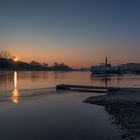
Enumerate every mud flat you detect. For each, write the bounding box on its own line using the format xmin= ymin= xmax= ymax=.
xmin=85 ymin=88 xmax=140 ymax=140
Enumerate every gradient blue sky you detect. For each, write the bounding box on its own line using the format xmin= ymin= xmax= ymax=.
xmin=0 ymin=0 xmax=140 ymax=68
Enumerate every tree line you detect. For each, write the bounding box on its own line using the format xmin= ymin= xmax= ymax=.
xmin=0 ymin=50 xmax=72 ymax=71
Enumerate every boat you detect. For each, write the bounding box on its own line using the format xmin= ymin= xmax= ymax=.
xmin=90 ymin=58 xmax=125 ymax=74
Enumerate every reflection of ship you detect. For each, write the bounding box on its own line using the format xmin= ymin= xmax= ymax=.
xmin=90 ymin=58 xmax=125 ymax=74
xmin=90 ymin=73 xmax=124 ymax=88
xmin=90 ymin=73 xmax=111 ymax=88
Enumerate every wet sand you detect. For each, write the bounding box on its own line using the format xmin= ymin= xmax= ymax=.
xmin=85 ymin=88 xmax=140 ymax=140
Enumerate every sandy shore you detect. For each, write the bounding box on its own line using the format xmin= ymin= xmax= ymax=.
xmin=85 ymin=88 xmax=140 ymax=140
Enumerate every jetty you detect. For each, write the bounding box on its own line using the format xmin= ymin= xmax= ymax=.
xmin=56 ymin=84 xmax=120 ymax=93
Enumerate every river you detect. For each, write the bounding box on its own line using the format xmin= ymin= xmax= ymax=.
xmin=0 ymin=71 xmax=139 ymax=140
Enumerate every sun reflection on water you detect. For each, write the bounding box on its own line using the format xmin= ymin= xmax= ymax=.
xmin=11 ymin=71 xmax=20 ymax=104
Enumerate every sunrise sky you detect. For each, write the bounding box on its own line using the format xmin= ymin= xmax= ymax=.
xmin=0 ymin=0 xmax=140 ymax=68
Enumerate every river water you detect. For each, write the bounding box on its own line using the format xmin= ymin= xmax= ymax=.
xmin=0 ymin=71 xmax=139 ymax=140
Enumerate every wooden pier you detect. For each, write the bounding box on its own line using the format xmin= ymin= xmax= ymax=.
xmin=56 ymin=84 xmax=120 ymax=93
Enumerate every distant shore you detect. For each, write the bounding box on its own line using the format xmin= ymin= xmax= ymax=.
xmin=85 ymin=88 xmax=140 ymax=140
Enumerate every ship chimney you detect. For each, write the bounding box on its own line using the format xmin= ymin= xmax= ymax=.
xmin=105 ymin=57 xmax=108 ymax=65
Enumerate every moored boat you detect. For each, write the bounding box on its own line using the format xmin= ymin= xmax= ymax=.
xmin=90 ymin=58 xmax=125 ymax=74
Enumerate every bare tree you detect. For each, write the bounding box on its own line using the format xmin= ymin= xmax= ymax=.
xmin=0 ymin=50 xmax=11 ymax=59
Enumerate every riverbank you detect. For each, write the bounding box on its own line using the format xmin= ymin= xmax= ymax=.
xmin=85 ymin=88 xmax=140 ymax=140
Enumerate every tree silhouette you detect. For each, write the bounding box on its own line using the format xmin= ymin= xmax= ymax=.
xmin=0 ymin=51 xmax=72 ymax=71
xmin=30 ymin=61 xmax=41 ymax=66
xmin=43 ymin=62 xmax=48 ymax=68
xmin=0 ymin=50 xmax=11 ymax=59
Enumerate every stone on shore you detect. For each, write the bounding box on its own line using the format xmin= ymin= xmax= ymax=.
xmin=85 ymin=88 xmax=140 ymax=140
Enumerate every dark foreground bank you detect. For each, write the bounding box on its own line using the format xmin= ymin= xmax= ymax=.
xmin=85 ymin=88 xmax=140 ymax=140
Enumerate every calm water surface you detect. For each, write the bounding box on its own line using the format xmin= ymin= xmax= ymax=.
xmin=0 ymin=71 xmax=140 ymax=140
xmin=0 ymin=71 xmax=140 ymax=91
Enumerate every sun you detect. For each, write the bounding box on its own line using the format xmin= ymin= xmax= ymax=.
xmin=14 ymin=58 xmax=18 ymax=62
xmin=13 ymin=57 xmax=18 ymax=62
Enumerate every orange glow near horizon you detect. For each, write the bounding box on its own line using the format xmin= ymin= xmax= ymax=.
xmin=2 ymin=40 xmax=140 ymax=68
